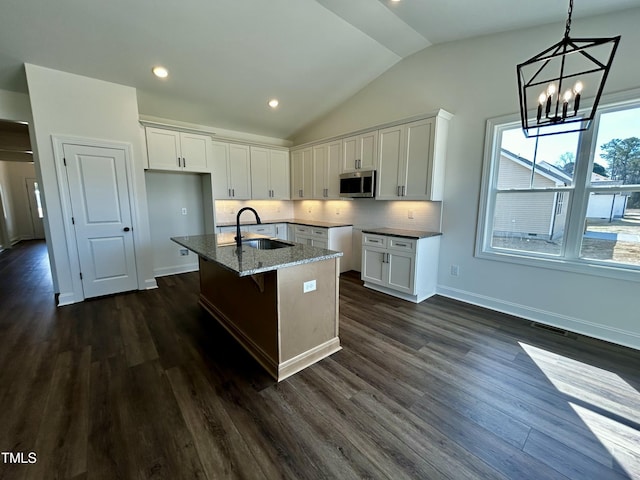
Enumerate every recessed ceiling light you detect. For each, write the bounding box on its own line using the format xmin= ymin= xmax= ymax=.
xmin=268 ymin=99 xmax=279 ymax=108
xmin=152 ymin=66 xmax=169 ymax=78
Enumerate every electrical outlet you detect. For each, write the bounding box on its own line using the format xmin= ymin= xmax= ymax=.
xmin=408 ymin=210 xmax=414 ymax=219
xmin=303 ymin=279 xmax=316 ymax=293
xmin=180 ymin=249 xmax=189 ymax=256
xmin=181 ymin=208 xmax=187 ymax=215
xmin=450 ymin=264 xmax=459 ymax=276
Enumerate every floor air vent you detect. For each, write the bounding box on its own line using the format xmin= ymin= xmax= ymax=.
xmin=530 ymin=322 xmax=571 ymax=336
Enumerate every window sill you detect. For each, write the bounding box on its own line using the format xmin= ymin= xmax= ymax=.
xmin=476 ymin=248 xmax=640 ymax=283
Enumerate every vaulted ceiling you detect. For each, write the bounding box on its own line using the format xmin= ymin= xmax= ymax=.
xmin=0 ymin=0 xmax=636 ymax=141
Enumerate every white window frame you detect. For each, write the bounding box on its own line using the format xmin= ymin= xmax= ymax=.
xmin=476 ymin=88 xmax=640 ymax=282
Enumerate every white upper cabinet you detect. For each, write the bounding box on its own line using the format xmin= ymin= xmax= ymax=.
xmin=291 ymin=147 xmax=313 ymax=199
xmin=312 ymin=140 xmax=342 ymax=199
xmin=341 ymin=131 xmax=378 ymax=173
xmin=145 ymin=127 xmax=210 ymax=172
xmin=250 ymin=146 xmax=290 ymax=200
xmin=376 ymin=111 xmax=450 ymax=201
xmin=211 ymin=141 xmax=251 ymax=199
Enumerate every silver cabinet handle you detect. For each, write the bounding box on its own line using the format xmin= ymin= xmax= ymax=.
xmin=299 ymin=189 xmax=303 ymax=197
xmin=177 ymin=157 xmax=181 ymax=167
xmin=402 ymin=185 xmax=405 ymax=196
xmin=397 ymin=186 xmax=401 ymax=196
xmin=228 ymin=188 xmax=231 ymax=197
xmin=232 ymin=188 xmax=235 ymax=197
xmin=183 ymin=157 xmax=186 ymax=168
xmin=396 ymin=242 xmax=407 ymax=247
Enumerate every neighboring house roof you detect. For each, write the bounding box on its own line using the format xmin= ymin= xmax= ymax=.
xmin=500 ymin=148 xmax=572 ymax=186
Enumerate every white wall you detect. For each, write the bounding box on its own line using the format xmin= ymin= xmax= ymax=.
xmin=292 ymin=8 xmax=640 ymax=350
xmin=146 ymin=171 xmax=206 ymax=276
xmin=25 ymin=64 xmax=156 ymax=305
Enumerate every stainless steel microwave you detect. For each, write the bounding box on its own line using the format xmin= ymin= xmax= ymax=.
xmin=339 ymin=170 xmax=376 ymax=198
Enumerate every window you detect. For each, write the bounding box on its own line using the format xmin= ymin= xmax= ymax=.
xmin=477 ymin=90 xmax=640 ymax=280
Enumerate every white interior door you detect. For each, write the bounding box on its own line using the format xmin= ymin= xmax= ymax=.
xmin=63 ymin=143 xmax=138 ymax=298
xmin=25 ymin=178 xmax=45 ymax=239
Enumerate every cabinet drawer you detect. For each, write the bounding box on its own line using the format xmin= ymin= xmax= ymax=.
xmin=247 ymin=224 xmax=276 ymax=237
xmin=293 ymin=225 xmax=311 ymax=235
xmin=389 ymin=237 xmax=416 ymax=253
xmin=363 ymin=234 xmax=388 ymax=248
xmin=310 ymin=227 xmax=328 ymax=239
xmin=218 ymin=225 xmax=242 ymax=234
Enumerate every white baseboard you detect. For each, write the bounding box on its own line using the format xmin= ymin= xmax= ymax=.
xmin=436 ymin=285 xmax=640 ymax=352
xmin=57 ymin=291 xmax=83 ymax=306
xmin=143 ymin=278 xmax=158 ymax=290
xmin=153 ymin=263 xmax=199 ymax=278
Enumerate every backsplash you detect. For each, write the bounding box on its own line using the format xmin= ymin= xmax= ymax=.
xmin=293 ymin=199 xmax=442 ymax=232
xmin=215 ymin=199 xmax=441 ymax=231
xmin=215 ymin=200 xmax=295 ymax=224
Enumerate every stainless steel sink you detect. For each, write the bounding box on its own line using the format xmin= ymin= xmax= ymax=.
xmin=242 ymin=238 xmax=294 ymax=250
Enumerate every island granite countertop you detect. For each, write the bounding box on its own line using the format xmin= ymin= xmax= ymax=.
xmin=171 ymin=233 xmax=342 ymax=277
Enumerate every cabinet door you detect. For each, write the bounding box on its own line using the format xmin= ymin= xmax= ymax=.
xmin=146 ymin=127 xmax=182 ymax=171
xmin=358 ymin=131 xmax=378 ymax=170
xmin=292 ymin=148 xmax=312 ymax=199
xmin=312 ymin=144 xmax=328 ymax=198
xmin=361 ymin=247 xmax=386 ymax=285
xmin=311 ymin=238 xmax=328 ymax=249
xmin=291 ymin=150 xmax=302 ymax=199
xmin=211 ymin=141 xmax=231 ymax=199
xmin=377 ymin=125 xmax=404 ymax=200
xmin=228 ymin=144 xmax=252 ymax=199
xmin=180 ymin=132 xmax=209 ymax=172
xmin=274 ymin=223 xmax=288 ymax=240
xmin=269 ymin=150 xmax=290 ymax=199
xmin=250 ymin=146 xmax=270 ymax=199
xmin=326 ymin=141 xmax=342 ymax=199
xmin=387 ymin=251 xmax=415 ymax=294
xmin=341 ymin=135 xmax=358 ymax=172
xmin=403 ymin=119 xmax=434 ymax=200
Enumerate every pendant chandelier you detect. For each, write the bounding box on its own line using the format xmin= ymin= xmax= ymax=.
xmin=516 ymin=0 xmax=620 ymax=138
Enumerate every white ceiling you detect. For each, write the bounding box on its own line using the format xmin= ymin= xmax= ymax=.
xmin=0 ymin=0 xmax=636 ymax=140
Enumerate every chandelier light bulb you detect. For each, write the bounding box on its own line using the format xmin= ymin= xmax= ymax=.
xmin=546 ymin=83 xmax=557 ymax=97
xmin=538 ymin=93 xmax=547 ymax=105
xmin=573 ymin=81 xmax=584 ymax=94
xmin=563 ymin=90 xmax=573 ymax=102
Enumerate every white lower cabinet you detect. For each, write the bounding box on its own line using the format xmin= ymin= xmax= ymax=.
xmin=361 ymin=233 xmax=440 ymax=303
xmin=292 ymin=224 xmax=352 ymax=273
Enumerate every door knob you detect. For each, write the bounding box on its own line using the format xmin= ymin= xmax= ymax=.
xmin=123 ymin=227 xmax=130 ymax=232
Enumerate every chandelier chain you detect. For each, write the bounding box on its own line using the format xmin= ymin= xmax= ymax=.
xmin=564 ymin=0 xmax=573 ymax=38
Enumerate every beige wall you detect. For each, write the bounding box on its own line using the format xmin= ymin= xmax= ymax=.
xmin=292 ymin=8 xmax=640 ymax=350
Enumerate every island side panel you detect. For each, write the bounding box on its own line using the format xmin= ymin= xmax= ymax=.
xmin=276 ymin=258 xmax=340 ymax=369
xmin=198 ymin=257 xmax=279 ymax=374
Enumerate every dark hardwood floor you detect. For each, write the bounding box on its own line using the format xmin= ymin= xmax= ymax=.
xmin=1 ymin=240 xmax=639 ymax=479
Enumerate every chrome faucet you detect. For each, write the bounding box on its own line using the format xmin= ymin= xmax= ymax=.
xmin=236 ymin=207 xmax=262 ymax=248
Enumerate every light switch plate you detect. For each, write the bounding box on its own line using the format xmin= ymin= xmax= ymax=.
xmin=303 ymin=279 xmax=316 ymax=293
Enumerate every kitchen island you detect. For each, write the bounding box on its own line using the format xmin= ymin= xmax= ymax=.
xmin=171 ymin=233 xmax=342 ymax=381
